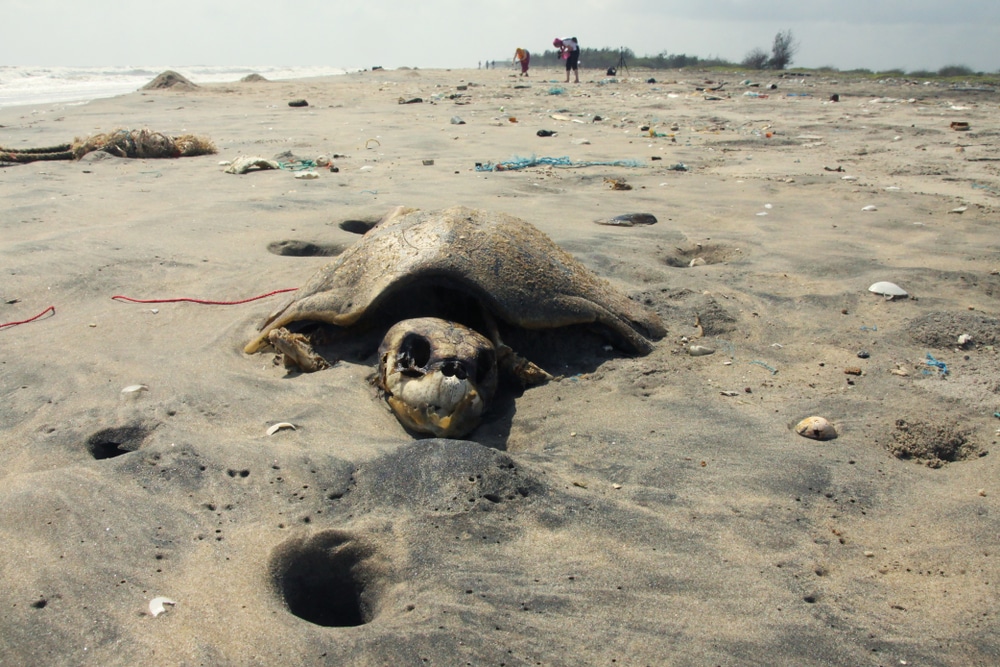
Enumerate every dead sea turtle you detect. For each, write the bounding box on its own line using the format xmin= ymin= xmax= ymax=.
xmin=245 ymin=205 xmax=664 ymax=437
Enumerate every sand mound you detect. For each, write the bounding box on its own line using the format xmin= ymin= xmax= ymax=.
xmin=907 ymin=311 xmax=1000 ymax=348
xmin=142 ymin=70 xmax=199 ymax=90
xmin=241 ymin=73 xmax=269 ymax=83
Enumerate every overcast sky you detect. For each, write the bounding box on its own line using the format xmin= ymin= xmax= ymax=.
xmin=5 ymin=0 xmax=998 ymax=73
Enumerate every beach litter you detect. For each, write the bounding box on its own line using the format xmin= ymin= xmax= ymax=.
xmin=224 ymin=156 xmax=280 ymax=174
xmin=924 ymin=353 xmax=948 ymax=376
xmin=475 ymin=156 xmax=645 ymax=172
xmin=148 ymin=597 xmax=176 ymax=617
xmin=0 ymin=305 xmax=55 ymax=330
xmin=868 ymin=281 xmax=908 ymax=299
xmin=2 ymin=128 xmax=216 ymax=164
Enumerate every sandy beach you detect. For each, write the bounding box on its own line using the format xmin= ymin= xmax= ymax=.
xmin=1 ymin=66 xmax=998 ymax=665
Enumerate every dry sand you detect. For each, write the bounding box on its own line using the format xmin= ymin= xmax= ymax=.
xmin=1 ymin=67 xmax=999 ymax=665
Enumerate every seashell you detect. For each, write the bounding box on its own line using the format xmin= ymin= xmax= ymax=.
xmin=294 ymin=171 xmax=319 ymax=180
xmin=266 ymin=422 xmax=296 ymax=436
xmin=687 ymin=345 xmax=715 ymax=356
xmin=861 ymin=205 xmax=878 ymax=212
xmin=949 ymin=205 xmax=968 ymax=214
xmin=149 ymin=596 xmax=176 ymax=617
xmin=121 ymin=384 xmax=148 ymax=394
xmin=957 ymin=333 xmax=972 ymax=346
xmin=868 ymin=281 xmax=908 ymax=298
xmin=595 ymin=213 xmax=657 ymax=227
xmin=795 ymin=416 xmax=837 ymax=440
xmin=689 ymin=257 xmax=707 ymax=267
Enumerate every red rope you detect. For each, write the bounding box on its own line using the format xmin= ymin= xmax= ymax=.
xmin=0 ymin=305 xmax=56 ymax=329
xmin=111 ymin=288 xmax=297 ymax=305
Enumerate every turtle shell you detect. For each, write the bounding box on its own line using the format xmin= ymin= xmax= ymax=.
xmin=245 ymin=206 xmax=664 ymax=355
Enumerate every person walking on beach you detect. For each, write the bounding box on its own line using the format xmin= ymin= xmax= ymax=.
xmin=514 ymin=47 xmax=530 ymax=76
xmin=553 ymin=37 xmax=580 ymax=83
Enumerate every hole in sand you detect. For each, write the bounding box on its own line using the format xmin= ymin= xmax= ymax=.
xmin=661 ymin=243 xmax=741 ymax=268
xmin=85 ymin=424 xmax=150 ymax=459
xmin=338 ymin=219 xmax=379 ymax=235
xmin=267 ymin=240 xmax=345 ymax=257
xmin=270 ymin=530 xmax=380 ymax=627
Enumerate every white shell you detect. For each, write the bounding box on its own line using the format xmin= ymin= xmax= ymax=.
xmin=689 ymin=257 xmax=707 ymax=267
xmin=266 ymin=422 xmax=296 ymax=436
xmin=687 ymin=345 xmax=715 ymax=356
xmin=861 ymin=205 xmax=878 ymax=212
xmin=868 ymin=281 xmax=908 ymax=297
xmin=121 ymin=384 xmax=148 ymax=394
xmin=149 ymin=596 xmax=176 ymax=617
xmin=795 ymin=416 xmax=838 ymax=440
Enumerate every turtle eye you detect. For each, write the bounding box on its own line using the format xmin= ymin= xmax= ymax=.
xmin=398 ymin=333 xmax=431 ymax=370
xmin=475 ymin=349 xmax=496 ymax=384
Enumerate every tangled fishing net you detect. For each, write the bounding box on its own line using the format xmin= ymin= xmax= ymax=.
xmin=72 ymin=128 xmax=216 ymax=159
xmin=1 ymin=128 xmax=216 ymax=163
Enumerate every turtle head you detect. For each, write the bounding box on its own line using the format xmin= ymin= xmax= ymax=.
xmin=376 ymin=317 xmax=498 ymax=438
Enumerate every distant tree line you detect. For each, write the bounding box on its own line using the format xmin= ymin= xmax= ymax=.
xmin=522 ymin=30 xmax=992 ymax=77
xmin=532 ymin=47 xmax=735 ymax=71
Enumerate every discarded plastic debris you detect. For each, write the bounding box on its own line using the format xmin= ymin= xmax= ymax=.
xmin=950 ymin=121 xmax=970 ymax=131
xmin=149 ymin=597 xmax=176 ymax=617
xmin=475 ymin=156 xmax=645 ymax=172
xmin=536 ymin=130 xmax=556 ymax=137
xmin=294 ymin=171 xmax=319 ymax=180
xmin=750 ymin=360 xmax=778 ymax=375
xmin=548 ymin=87 xmax=566 ymax=95
xmin=450 ymin=116 xmax=466 ymax=125
xmin=224 ymin=156 xmax=280 ymax=174
xmin=288 ymin=99 xmax=308 ymax=107
xmin=868 ymin=281 xmax=908 ymax=299
xmin=924 ymin=353 xmax=948 ymax=376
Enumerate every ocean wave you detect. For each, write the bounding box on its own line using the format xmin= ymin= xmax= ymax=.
xmin=0 ymin=65 xmax=348 ymax=109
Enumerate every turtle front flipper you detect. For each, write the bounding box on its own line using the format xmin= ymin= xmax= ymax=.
xmin=267 ymin=328 xmax=330 ymax=373
xmin=496 ymin=343 xmax=553 ymax=386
